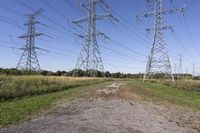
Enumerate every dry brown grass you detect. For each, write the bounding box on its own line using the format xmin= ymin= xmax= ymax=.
xmin=0 ymin=75 xmax=111 ymax=101
xmin=157 ymin=79 xmax=200 ymax=92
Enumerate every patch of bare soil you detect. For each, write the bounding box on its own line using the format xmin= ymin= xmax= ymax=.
xmin=0 ymin=82 xmax=199 ymax=133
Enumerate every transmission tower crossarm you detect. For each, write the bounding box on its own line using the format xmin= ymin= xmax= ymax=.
xmin=95 ymin=13 xmax=117 ymax=21
xmin=72 ymin=14 xmax=118 ymax=24
xmin=18 ymin=33 xmax=44 ymax=39
xmin=18 ymin=46 xmax=47 ymax=51
xmin=24 ymin=21 xmax=40 ymax=26
xmin=98 ymin=0 xmax=109 ymax=8
xmin=25 ymin=8 xmax=44 ymax=18
xmin=137 ymin=7 xmax=185 ymax=20
xmin=146 ymin=25 xmax=174 ymax=33
xmin=96 ymin=31 xmax=110 ymax=40
xmin=72 ymin=17 xmax=88 ymax=24
xmin=34 ymin=47 xmax=49 ymax=52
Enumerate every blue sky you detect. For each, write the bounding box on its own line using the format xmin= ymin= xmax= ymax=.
xmin=0 ymin=0 xmax=199 ymax=74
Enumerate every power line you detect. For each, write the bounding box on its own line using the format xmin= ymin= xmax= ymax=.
xmin=40 ymin=0 xmax=66 ymax=18
xmin=2 ymin=0 xmax=191 ymax=75
xmin=0 ymin=36 xmax=147 ymax=72
xmin=10 ymin=1 xmax=148 ymax=63
xmin=182 ymin=16 xmax=200 ymax=57
xmin=107 ymin=1 xmax=151 ymax=42
xmin=0 ymin=4 xmax=23 ymax=16
xmin=14 ymin=0 xmax=75 ymax=37
xmin=64 ymin=0 xmax=151 ymax=53
xmin=109 ymin=39 xmax=146 ymax=57
xmin=100 ymin=1 xmax=152 ymax=48
xmin=0 ymin=24 xmax=146 ymax=64
xmin=184 ymin=0 xmax=194 ymax=12
xmin=64 ymin=1 xmax=146 ymax=57
xmin=15 ymin=0 xmax=142 ymax=60
xmin=101 ymin=44 xmax=143 ymax=63
xmin=0 ymin=16 xmax=25 ymax=30
xmin=171 ymin=0 xmax=198 ymax=59
xmin=172 ymin=33 xmax=193 ymax=60
xmin=64 ymin=0 xmax=82 ymax=16
xmin=112 ymin=24 xmax=149 ymax=48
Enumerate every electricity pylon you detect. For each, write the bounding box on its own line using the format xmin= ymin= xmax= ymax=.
xmin=72 ymin=0 xmax=118 ymax=77
xmin=178 ymin=54 xmax=183 ymax=79
xmin=193 ymin=64 xmax=195 ymax=76
xmin=137 ymin=0 xmax=185 ymax=82
xmin=17 ymin=9 xmax=46 ymax=74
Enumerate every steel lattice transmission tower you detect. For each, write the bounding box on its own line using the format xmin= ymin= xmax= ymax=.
xmin=193 ymin=64 xmax=195 ymax=76
xmin=72 ymin=0 xmax=118 ymax=77
xmin=137 ymin=0 xmax=185 ymax=82
xmin=17 ymin=9 xmax=45 ymax=74
xmin=178 ymin=54 xmax=183 ymax=79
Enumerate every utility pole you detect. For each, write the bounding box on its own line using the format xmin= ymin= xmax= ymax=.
xmin=174 ymin=63 xmax=177 ymax=79
xmin=186 ymin=67 xmax=188 ymax=75
xmin=174 ymin=63 xmax=177 ymax=74
xmin=137 ymin=0 xmax=184 ymax=82
xmin=16 ymin=9 xmax=46 ymax=74
xmin=193 ymin=64 xmax=195 ymax=76
xmin=72 ymin=0 xmax=118 ymax=77
xmin=178 ymin=54 xmax=183 ymax=79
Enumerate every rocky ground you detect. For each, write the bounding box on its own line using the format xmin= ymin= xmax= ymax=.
xmin=1 ymin=82 xmax=199 ymax=133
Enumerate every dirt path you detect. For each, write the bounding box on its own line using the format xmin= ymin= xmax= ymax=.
xmin=0 ymin=82 xmax=199 ymax=133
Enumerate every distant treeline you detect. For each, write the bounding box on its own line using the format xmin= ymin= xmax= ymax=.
xmin=1 ymin=68 xmax=199 ymax=80
xmin=0 ymin=68 xmax=143 ymax=79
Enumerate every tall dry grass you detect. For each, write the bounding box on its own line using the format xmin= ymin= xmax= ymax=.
xmin=0 ymin=75 xmax=109 ymax=101
xmin=149 ymin=79 xmax=200 ymax=92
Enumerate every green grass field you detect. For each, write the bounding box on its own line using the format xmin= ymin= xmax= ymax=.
xmin=148 ymin=79 xmax=200 ymax=92
xmin=126 ymin=80 xmax=200 ymax=109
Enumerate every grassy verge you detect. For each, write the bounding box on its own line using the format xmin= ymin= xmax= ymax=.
xmin=0 ymin=76 xmax=111 ymax=101
xmin=148 ymin=79 xmax=200 ymax=92
xmin=0 ymin=81 xmax=110 ymax=127
xmin=164 ymin=80 xmax=200 ymax=92
xmin=125 ymin=80 xmax=200 ymax=109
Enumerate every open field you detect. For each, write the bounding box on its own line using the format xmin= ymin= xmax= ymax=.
xmin=147 ymin=79 xmax=200 ymax=92
xmin=1 ymin=80 xmax=199 ymax=133
xmin=120 ymin=80 xmax=200 ymax=109
xmin=0 ymin=80 xmax=113 ymax=127
xmin=1 ymin=0 xmax=200 ymax=132
xmin=0 ymin=78 xmax=200 ymax=132
xmin=0 ymin=76 xmax=112 ymax=101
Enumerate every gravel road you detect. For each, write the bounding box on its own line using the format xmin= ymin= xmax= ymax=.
xmin=1 ymin=82 xmax=199 ymax=133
